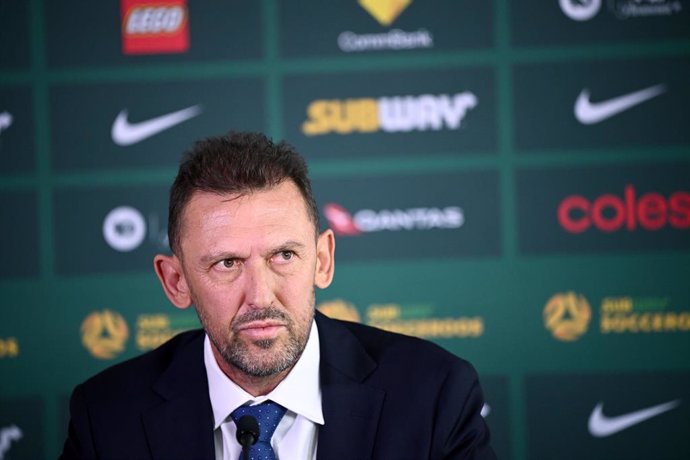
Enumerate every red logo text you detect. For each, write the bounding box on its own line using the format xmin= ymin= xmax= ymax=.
xmin=558 ymin=185 xmax=690 ymax=233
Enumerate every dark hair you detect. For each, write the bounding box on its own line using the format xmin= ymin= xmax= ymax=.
xmin=168 ymin=132 xmax=319 ymax=255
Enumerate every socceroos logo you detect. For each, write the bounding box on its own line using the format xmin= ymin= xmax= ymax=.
xmin=81 ymin=310 xmax=129 ymax=359
xmin=359 ymin=0 xmax=412 ymax=26
xmin=302 ymin=92 xmax=477 ymax=136
xmin=544 ymin=292 xmax=592 ymax=341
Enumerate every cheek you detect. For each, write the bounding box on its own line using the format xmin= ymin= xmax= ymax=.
xmin=193 ymin=283 xmax=242 ymax=321
xmin=277 ymin=279 xmax=314 ymax=314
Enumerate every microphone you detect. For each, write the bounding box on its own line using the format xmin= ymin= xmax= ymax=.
xmin=235 ymin=415 xmax=260 ymax=460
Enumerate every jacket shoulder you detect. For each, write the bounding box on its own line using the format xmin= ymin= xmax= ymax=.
xmin=319 ymin=314 xmax=475 ymax=374
xmin=78 ymin=329 xmax=205 ymax=398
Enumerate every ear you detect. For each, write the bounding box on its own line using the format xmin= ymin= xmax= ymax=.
xmin=314 ymin=229 xmax=335 ymax=289
xmin=153 ymin=254 xmax=193 ymax=309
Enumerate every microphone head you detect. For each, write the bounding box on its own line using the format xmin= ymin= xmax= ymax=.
xmin=236 ymin=415 xmax=260 ymax=447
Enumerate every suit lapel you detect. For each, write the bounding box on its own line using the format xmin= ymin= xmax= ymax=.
xmin=315 ymin=313 xmax=385 ymax=460
xmin=142 ymin=332 xmax=216 ymax=460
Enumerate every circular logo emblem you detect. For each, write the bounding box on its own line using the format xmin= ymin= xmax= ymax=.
xmin=317 ymin=299 xmax=361 ymax=323
xmin=544 ymin=292 xmax=592 ymax=341
xmin=103 ymin=206 xmax=146 ymax=252
xmin=81 ymin=309 xmax=129 ymax=359
xmin=559 ymin=0 xmax=601 ymax=21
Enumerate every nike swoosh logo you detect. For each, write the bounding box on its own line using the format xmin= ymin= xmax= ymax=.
xmin=111 ymin=105 xmax=202 ymax=146
xmin=588 ymin=399 xmax=680 ymax=437
xmin=574 ymin=84 xmax=666 ymax=125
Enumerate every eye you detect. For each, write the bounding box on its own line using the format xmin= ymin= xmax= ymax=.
xmin=216 ymin=259 xmax=236 ymax=270
xmin=272 ymin=250 xmax=295 ymax=264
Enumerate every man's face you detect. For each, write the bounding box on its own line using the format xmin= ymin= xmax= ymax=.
xmin=174 ymin=180 xmax=333 ymax=381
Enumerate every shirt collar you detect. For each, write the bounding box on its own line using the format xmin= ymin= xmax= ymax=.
xmin=204 ymin=319 xmax=324 ymax=429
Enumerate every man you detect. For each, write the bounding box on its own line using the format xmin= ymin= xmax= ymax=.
xmin=61 ymin=132 xmax=495 ymax=459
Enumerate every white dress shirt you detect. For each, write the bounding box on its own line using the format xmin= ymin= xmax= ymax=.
xmin=204 ymin=320 xmax=323 ymax=460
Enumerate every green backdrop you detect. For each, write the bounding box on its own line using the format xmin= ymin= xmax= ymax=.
xmin=1 ymin=1 xmax=689 ymax=459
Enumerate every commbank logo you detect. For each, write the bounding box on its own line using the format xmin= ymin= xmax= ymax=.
xmin=543 ymin=292 xmax=591 ymax=341
xmin=81 ymin=309 xmax=129 ymax=360
xmin=359 ymin=0 xmax=412 ymax=26
xmin=120 ymin=0 xmax=189 ymax=55
xmin=302 ymin=92 xmax=477 ymax=136
xmin=0 ymin=425 xmax=22 ymax=460
xmin=324 ymin=203 xmax=464 ymax=236
xmin=558 ymin=185 xmax=690 ymax=234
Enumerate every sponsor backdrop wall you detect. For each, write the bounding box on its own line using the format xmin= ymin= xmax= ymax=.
xmin=1 ymin=0 xmax=689 ymax=458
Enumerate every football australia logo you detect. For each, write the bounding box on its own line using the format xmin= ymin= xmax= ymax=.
xmin=544 ymin=292 xmax=592 ymax=341
xmin=81 ymin=310 xmax=129 ymax=359
xmin=359 ymin=0 xmax=412 ymax=26
xmin=120 ymin=0 xmax=189 ymax=55
xmin=317 ymin=299 xmax=362 ymax=323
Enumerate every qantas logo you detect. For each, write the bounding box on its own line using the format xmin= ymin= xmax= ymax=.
xmin=588 ymin=400 xmax=681 ymax=437
xmin=558 ymin=185 xmax=690 ymax=233
xmin=111 ymin=105 xmax=202 ymax=146
xmin=574 ymin=84 xmax=666 ymax=125
xmin=324 ymin=203 xmax=464 ymax=236
xmin=302 ymin=92 xmax=477 ymax=136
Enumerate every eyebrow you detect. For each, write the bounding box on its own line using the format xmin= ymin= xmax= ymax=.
xmin=270 ymin=240 xmax=307 ymax=255
xmin=199 ymin=240 xmax=307 ymax=265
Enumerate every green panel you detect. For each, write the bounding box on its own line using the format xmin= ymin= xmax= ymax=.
xmin=0 ymin=86 xmax=35 ymax=174
xmin=283 ymin=67 xmax=497 ymax=159
xmin=279 ymin=0 xmax=493 ymax=57
xmin=0 ymin=0 xmax=689 ymax=459
xmin=50 ymin=78 xmax=266 ymax=172
xmin=45 ymin=0 xmax=262 ymax=67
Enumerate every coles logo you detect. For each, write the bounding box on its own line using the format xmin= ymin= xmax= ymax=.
xmin=558 ymin=185 xmax=690 ymax=234
xmin=323 ymin=203 xmax=464 ymax=236
xmin=302 ymin=92 xmax=477 ymax=136
xmin=120 ymin=0 xmax=189 ymax=55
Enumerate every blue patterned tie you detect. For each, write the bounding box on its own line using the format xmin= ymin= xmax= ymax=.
xmin=231 ymin=400 xmax=287 ymax=460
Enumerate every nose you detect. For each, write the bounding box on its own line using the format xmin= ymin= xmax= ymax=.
xmin=242 ymin=261 xmax=276 ymax=309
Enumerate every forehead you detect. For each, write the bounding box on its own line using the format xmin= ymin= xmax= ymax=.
xmin=179 ymin=181 xmax=315 ymax=244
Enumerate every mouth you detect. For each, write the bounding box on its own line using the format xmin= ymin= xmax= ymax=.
xmin=236 ymin=321 xmax=286 ymax=341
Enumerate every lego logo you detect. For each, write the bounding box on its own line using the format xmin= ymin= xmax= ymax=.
xmin=125 ymin=6 xmax=186 ymax=35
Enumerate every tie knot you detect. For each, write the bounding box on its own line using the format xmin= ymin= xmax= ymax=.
xmin=231 ymin=400 xmax=287 ymax=442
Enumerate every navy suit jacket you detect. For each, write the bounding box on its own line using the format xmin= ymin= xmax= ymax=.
xmin=61 ymin=312 xmax=496 ymax=459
